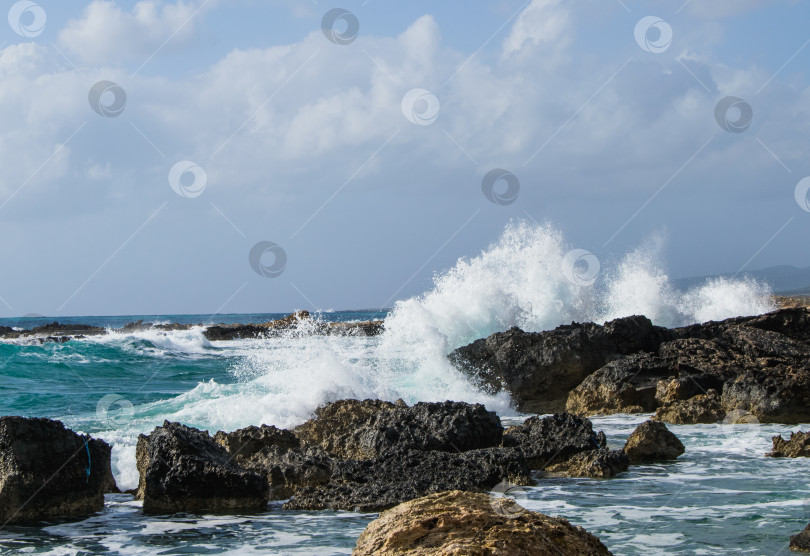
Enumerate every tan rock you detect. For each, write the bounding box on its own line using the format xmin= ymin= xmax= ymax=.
xmin=766 ymin=431 xmax=810 ymax=458
xmin=623 ymin=420 xmax=684 ymax=464
xmin=352 ymin=490 xmax=612 ymax=556
xmin=544 ymin=449 xmax=629 ymax=478
xmin=653 ymin=390 xmax=725 ymax=424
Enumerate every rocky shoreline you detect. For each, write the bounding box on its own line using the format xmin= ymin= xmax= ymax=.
xmin=4 ymin=305 xmax=810 ymax=551
xmin=0 ymin=310 xmax=383 ymax=343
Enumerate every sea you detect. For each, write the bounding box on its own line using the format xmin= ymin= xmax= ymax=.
xmin=1 ymin=222 xmax=807 ymax=555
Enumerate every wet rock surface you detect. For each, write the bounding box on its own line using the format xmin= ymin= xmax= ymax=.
xmin=623 ymin=420 xmax=685 ymax=464
xmin=791 ymin=524 xmax=810 ymax=553
xmin=136 ymin=421 xmax=268 ymax=513
xmin=766 ymin=431 xmax=810 ymax=458
xmin=449 ymin=315 xmax=667 ymax=413
xmin=0 ymin=417 xmax=115 ymax=523
xmin=544 ymin=449 xmax=629 ymax=479
xmin=351 ymin=490 xmax=613 ymax=556
xmin=453 ymin=307 xmax=810 ymax=424
xmin=502 ymin=412 xmax=606 ymax=469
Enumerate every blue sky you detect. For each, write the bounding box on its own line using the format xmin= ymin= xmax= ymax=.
xmin=0 ymin=0 xmax=809 ymax=317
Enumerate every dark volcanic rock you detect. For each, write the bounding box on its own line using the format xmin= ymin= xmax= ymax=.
xmin=284 ymin=447 xmax=532 ymax=512
xmin=295 ymin=399 xmax=502 ymax=460
xmin=623 ymin=420 xmax=685 ymax=464
xmin=721 ymin=368 xmax=810 ymax=424
xmin=29 ymin=322 xmax=106 ymax=337
xmin=352 ymin=490 xmax=613 ymax=556
xmin=214 ymin=425 xmax=333 ymax=499
xmin=449 ymin=315 xmax=667 ymax=413
xmin=566 ymin=353 xmax=672 ymax=416
xmin=766 ymin=431 xmax=810 ymax=458
xmin=791 ymin=523 xmax=810 ymax=553
xmin=502 ymin=413 xmax=606 ymax=469
xmin=545 ymin=449 xmax=629 ymax=479
xmin=0 ymin=417 xmax=116 ymax=523
xmin=136 ymin=421 xmax=268 ymax=513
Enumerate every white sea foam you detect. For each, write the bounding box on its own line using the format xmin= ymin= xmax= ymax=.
xmin=91 ymin=221 xmax=777 ymax=490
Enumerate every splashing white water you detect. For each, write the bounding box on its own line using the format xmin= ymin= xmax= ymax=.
xmin=81 ymin=220 xmax=775 ymax=489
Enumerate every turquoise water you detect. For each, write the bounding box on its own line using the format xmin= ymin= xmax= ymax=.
xmin=1 ymin=312 xmax=809 ymax=554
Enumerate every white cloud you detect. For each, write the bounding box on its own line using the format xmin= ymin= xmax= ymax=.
xmin=58 ymin=0 xmax=210 ymax=66
xmin=502 ymin=0 xmax=571 ymax=56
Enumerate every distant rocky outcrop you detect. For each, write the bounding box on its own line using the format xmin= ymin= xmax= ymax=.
xmin=766 ymin=431 xmax=810 ymax=458
xmin=136 ymin=421 xmax=268 ymax=513
xmin=351 ymin=490 xmax=613 ymax=556
xmin=0 ymin=417 xmax=116 ymax=523
xmin=623 ymin=420 xmax=685 ymax=464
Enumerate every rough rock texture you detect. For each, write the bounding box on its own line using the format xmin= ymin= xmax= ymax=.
xmin=791 ymin=524 xmax=810 ymax=553
xmin=214 ymin=425 xmax=333 ymax=499
xmin=721 ymin=368 xmax=810 ymax=424
xmin=623 ymin=420 xmax=685 ymax=464
xmin=449 ymin=315 xmax=666 ymax=413
xmin=203 ymin=311 xmax=384 ymax=341
xmin=654 ymin=389 xmax=725 ymax=424
xmin=351 ymin=490 xmax=613 ymax=556
xmin=136 ymin=421 xmax=268 ymax=513
xmin=294 ymin=399 xmax=502 ymax=460
xmin=284 ymin=447 xmax=532 ymax=512
xmin=544 ymin=449 xmax=629 ymax=479
xmin=766 ymin=431 xmax=810 ymax=458
xmin=655 ymin=374 xmax=725 ymax=405
xmin=565 ymin=354 xmax=671 ymax=416
xmin=502 ymin=413 xmax=606 ymax=470
xmin=0 ymin=417 xmax=116 ymax=523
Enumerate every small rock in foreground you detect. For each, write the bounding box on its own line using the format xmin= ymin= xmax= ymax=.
xmin=623 ymin=420 xmax=685 ymax=464
xmin=351 ymin=490 xmax=612 ymax=556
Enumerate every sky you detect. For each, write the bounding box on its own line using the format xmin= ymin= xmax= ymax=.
xmin=0 ymin=0 xmax=809 ymax=317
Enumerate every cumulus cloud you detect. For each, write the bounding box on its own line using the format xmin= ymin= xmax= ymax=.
xmin=58 ymin=0 xmax=211 ymax=66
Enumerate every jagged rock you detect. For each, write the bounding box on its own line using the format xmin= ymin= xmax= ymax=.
xmin=544 ymin=449 xmax=629 ymax=478
xmin=791 ymin=524 xmax=810 ymax=552
xmin=136 ymin=421 xmax=268 ymax=513
xmin=294 ymin=399 xmax=502 ymax=460
xmin=284 ymin=447 xmax=533 ymax=512
xmin=0 ymin=417 xmax=116 ymax=523
xmin=214 ymin=425 xmax=332 ymax=499
xmin=623 ymin=420 xmax=684 ymax=464
xmin=654 ymin=374 xmax=725 ymax=405
xmin=565 ymin=353 xmax=671 ymax=416
xmin=766 ymin=431 xmax=810 ymax=458
xmin=721 ymin=368 xmax=810 ymax=424
xmin=351 ymin=490 xmax=613 ymax=556
xmin=449 ymin=315 xmax=667 ymax=413
xmin=502 ymin=413 xmax=606 ymax=470
xmin=654 ymin=389 xmax=725 ymax=424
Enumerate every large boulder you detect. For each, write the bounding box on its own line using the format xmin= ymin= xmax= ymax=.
xmin=721 ymin=368 xmax=810 ymax=424
xmin=544 ymin=449 xmax=629 ymax=479
xmin=214 ymin=425 xmax=333 ymax=499
xmin=352 ymin=490 xmax=613 ymax=556
xmin=294 ymin=399 xmax=503 ymax=460
xmin=502 ymin=413 xmax=606 ymax=470
xmin=136 ymin=421 xmax=268 ymax=513
xmin=766 ymin=431 xmax=810 ymax=458
xmin=284 ymin=447 xmax=532 ymax=512
xmin=449 ymin=315 xmax=667 ymax=413
xmin=0 ymin=417 xmax=116 ymax=523
xmin=654 ymin=389 xmax=725 ymax=424
xmin=623 ymin=420 xmax=685 ymax=464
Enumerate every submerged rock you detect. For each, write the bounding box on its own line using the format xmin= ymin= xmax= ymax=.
xmin=294 ymin=399 xmax=502 ymax=460
xmin=544 ymin=449 xmax=629 ymax=479
xmin=449 ymin=315 xmax=666 ymax=413
xmin=766 ymin=431 xmax=810 ymax=458
xmin=502 ymin=412 xmax=606 ymax=470
xmin=136 ymin=421 xmax=268 ymax=513
xmin=214 ymin=425 xmax=333 ymax=499
xmin=0 ymin=417 xmax=116 ymax=523
xmin=351 ymin=490 xmax=613 ymax=556
xmin=284 ymin=447 xmax=532 ymax=512
xmin=623 ymin=420 xmax=685 ymax=464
